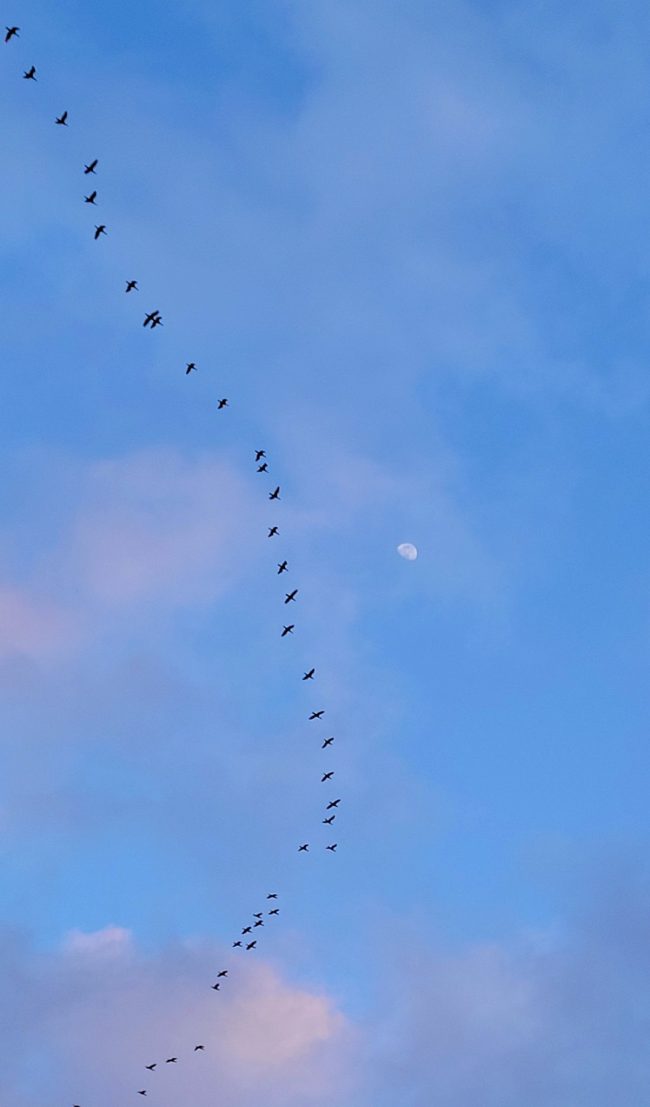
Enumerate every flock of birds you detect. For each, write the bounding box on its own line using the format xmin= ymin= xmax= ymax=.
xmin=5 ymin=22 xmax=345 ymax=1103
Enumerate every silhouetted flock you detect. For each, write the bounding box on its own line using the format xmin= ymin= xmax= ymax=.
xmin=4 ymin=22 xmax=344 ymax=1102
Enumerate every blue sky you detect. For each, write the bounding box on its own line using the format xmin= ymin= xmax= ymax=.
xmin=2 ymin=1 xmax=650 ymax=1103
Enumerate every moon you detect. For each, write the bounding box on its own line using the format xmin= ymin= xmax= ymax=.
xmin=397 ymin=542 xmax=418 ymax=561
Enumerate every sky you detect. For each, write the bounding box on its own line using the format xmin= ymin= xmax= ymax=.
xmin=1 ymin=0 xmax=650 ymax=1103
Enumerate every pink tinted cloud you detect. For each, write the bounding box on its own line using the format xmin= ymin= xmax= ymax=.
xmin=0 ymin=585 xmax=79 ymax=662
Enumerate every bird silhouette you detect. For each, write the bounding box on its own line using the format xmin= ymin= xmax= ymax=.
xmin=326 ymin=799 xmax=341 ymax=810
xmin=4 ymin=26 xmax=19 ymax=42
xmin=254 ymin=919 xmax=264 ymax=928
xmin=269 ymin=486 xmax=280 ymax=501
xmin=281 ymin=625 xmax=295 ymax=637
xmin=211 ymin=983 xmax=221 ymax=991
xmin=150 ymin=315 xmax=163 ymax=328
xmin=217 ymin=970 xmax=228 ymax=978
xmin=246 ymin=940 xmax=257 ymax=950
xmin=257 ymin=462 xmax=268 ymax=473
xmin=165 ymin=1058 xmax=177 ymax=1064
xmin=323 ymin=814 xmax=336 ymax=825
xmin=84 ymin=159 xmax=98 ymax=174
xmin=138 ymin=1090 xmax=147 ymax=1096
xmin=55 ymin=111 xmax=68 ymax=125
xmin=255 ymin=450 xmax=266 ymax=461
xmin=326 ymin=843 xmax=338 ymax=852
xmin=277 ymin=561 xmax=288 ymax=574
xmin=242 ymin=926 xmax=252 ymax=935
xmin=321 ymin=771 xmax=334 ymax=782
xmin=125 ymin=279 xmax=138 ymax=292
xmin=194 ymin=1045 xmax=205 ymax=1051
xmin=84 ymin=191 xmax=98 ymax=205
xmin=94 ymin=224 xmax=107 ymax=240
xmin=217 ymin=398 xmax=228 ymax=409
xmin=268 ymin=526 xmax=279 ymax=538
xmin=303 ymin=668 xmax=315 ymax=681
xmin=310 ymin=710 xmax=324 ymax=720
xmin=143 ymin=310 xmax=161 ymax=328
xmin=145 ymin=1064 xmax=156 ymax=1071
xmin=268 ymin=908 xmax=279 ymax=915
xmin=23 ymin=66 xmax=36 ymax=80
xmin=253 ymin=912 xmax=263 ymax=919
xmin=322 ymin=737 xmax=334 ymax=748
xmin=285 ymin=589 xmax=298 ymax=603
xmin=267 ymin=892 xmax=278 ymax=899
xmin=232 ymin=940 xmax=242 ymax=948
xmin=185 ymin=362 xmax=197 ymax=374
xmin=298 ymin=843 xmax=309 ymax=852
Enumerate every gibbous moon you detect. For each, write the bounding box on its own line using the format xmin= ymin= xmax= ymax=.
xmin=397 ymin=542 xmax=418 ymax=561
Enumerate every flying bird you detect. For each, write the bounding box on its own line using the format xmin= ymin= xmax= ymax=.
xmin=268 ymin=526 xmax=279 ymax=538
xmin=84 ymin=159 xmax=98 ymax=174
xmin=255 ymin=450 xmax=266 ymax=461
xmin=321 ymin=771 xmax=334 ymax=782
xmin=323 ymin=815 xmax=336 ymax=825
xmin=55 ymin=111 xmax=68 ymax=125
xmin=23 ymin=66 xmax=36 ymax=80
xmin=5 ymin=26 xmax=19 ymax=42
xmin=242 ymin=926 xmax=252 ymax=935
xmin=217 ymin=398 xmax=228 ymax=409
xmin=326 ymin=799 xmax=341 ymax=810
xmin=298 ymin=843 xmax=309 ymax=852
xmin=268 ymin=908 xmax=279 ymax=916
xmin=326 ymin=843 xmax=338 ymax=852
xmin=138 ymin=1090 xmax=147 ymax=1096
xmin=217 ymin=970 xmax=228 ymax=978
xmin=232 ymin=940 xmax=242 ymax=948
xmin=246 ymin=941 xmax=257 ymax=951
xmin=84 ymin=191 xmax=97 ymax=205
xmin=303 ymin=668 xmax=315 ymax=681
xmin=94 ymin=224 xmax=107 ymax=240
xmin=253 ymin=912 xmax=263 ymax=919
xmin=143 ymin=310 xmax=160 ymax=328
xmin=322 ymin=737 xmax=334 ymax=748
xmin=145 ymin=1064 xmax=156 ymax=1071
xmin=185 ymin=362 xmax=197 ymax=374
xmin=194 ymin=1045 xmax=205 ymax=1051
xmin=267 ymin=893 xmax=278 ymax=899
xmin=285 ymin=589 xmax=298 ymax=603
xmin=309 ymin=710 xmax=324 ymax=720
xmin=277 ymin=561 xmax=288 ymax=574
xmin=254 ymin=919 xmax=264 ymax=928
xmin=269 ymin=486 xmax=280 ymax=501
xmin=150 ymin=315 xmax=163 ymax=328
xmin=165 ymin=1058 xmax=177 ymax=1064
xmin=125 ymin=279 xmax=138 ymax=292
xmin=257 ymin=462 xmax=268 ymax=473
xmin=211 ymin=983 xmax=221 ymax=991
xmin=281 ymin=625 xmax=295 ymax=638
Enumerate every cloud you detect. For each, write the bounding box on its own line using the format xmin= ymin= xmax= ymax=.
xmin=0 ymin=586 xmax=79 ymax=663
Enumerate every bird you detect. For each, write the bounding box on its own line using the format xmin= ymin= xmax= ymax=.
xmin=310 ymin=710 xmax=325 ymax=720
xmin=326 ymin=843 xmax=338 ymax=852
xmin=150 ymin=315 xmax=163 ymax=328
xmin=303 ymin=668 xmax=315 ymax=681
xmin=194 ymin=1045 xmax=205 ymax=1052
xmin=143 ymin=310 xmax=160 ymax=328
xmin=94 ymin=224 xmax=107 ymax=240
xmin=242 ymin=926 xmax=252 ymax=935
xmin=285 ymin=589 xmax=298 ymax=603
xmin=254 ymin=919 xmax=264 ymax=928
xmin=145 ymin=1064 xmax=156 ymax=1071
xmin=298 ymin=843 xmax=309 ymax=852
xmin=255 ymin=450 xmax=266 ymax=461
xmin=323 ymin=815 xmax=336 ymax=825
xmin=217 ymin=398 xmax=228 ymax=409
xmin=269 ymin=486 xmax=280 ymax=501
xmin=253 ymin=912 xmax=263 ymax=919
xmin=246 ymin=941 xmax=257 ymax=950
xmin=269 ymin=908 xmax=279 ymax=916
xmin=321 ymin=771 xmax=334 ymax=782
xmin=84 ymin=191 xmax=98 ymax=205
xmin=257 ymin=462 xmax=268 ymax=473
xmin=267 ymin=892 xmax=278 ymax=899
xmin=165 ymin=1058 xmax=177 ymax=1064
xmin=322 ymin=737 xmax=334 ymax=748
xmin=125 ymin=279 xmax=138 ymax=292
xmin=268 ymin=526 xmax=279 ymax=538
xmin=185 ymin=362 xmax=197 ymax=374
xmin=138 ymin=1091 xmax=147 ymax=1096
xmin=23 ymin=66 xmax=36 ymax=80
xmin=326 ymin=799 xmax=341 ymax=810
xmin=55 ymin=111 xmax=68 ymax=126
xmin=217 ymin=970 xmax=228 ymax=978
xmin=281 ymin=625 xmax=295 ymax=637
xmin=84 ymin=159 xmax=98 ymax=174
xmin=232 ymin=940 xmax=242 ymax=948
xmin=4 ymin=26 xmax=19 ymax=42
xmin=278 ymin=561 xmax=288 ymax=574
xmin=211 ymin=983 xmax=221 ymax=991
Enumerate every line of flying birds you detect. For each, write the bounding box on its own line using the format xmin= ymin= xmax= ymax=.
xmin=5 ymin=22 xmax=344 ymax=1102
